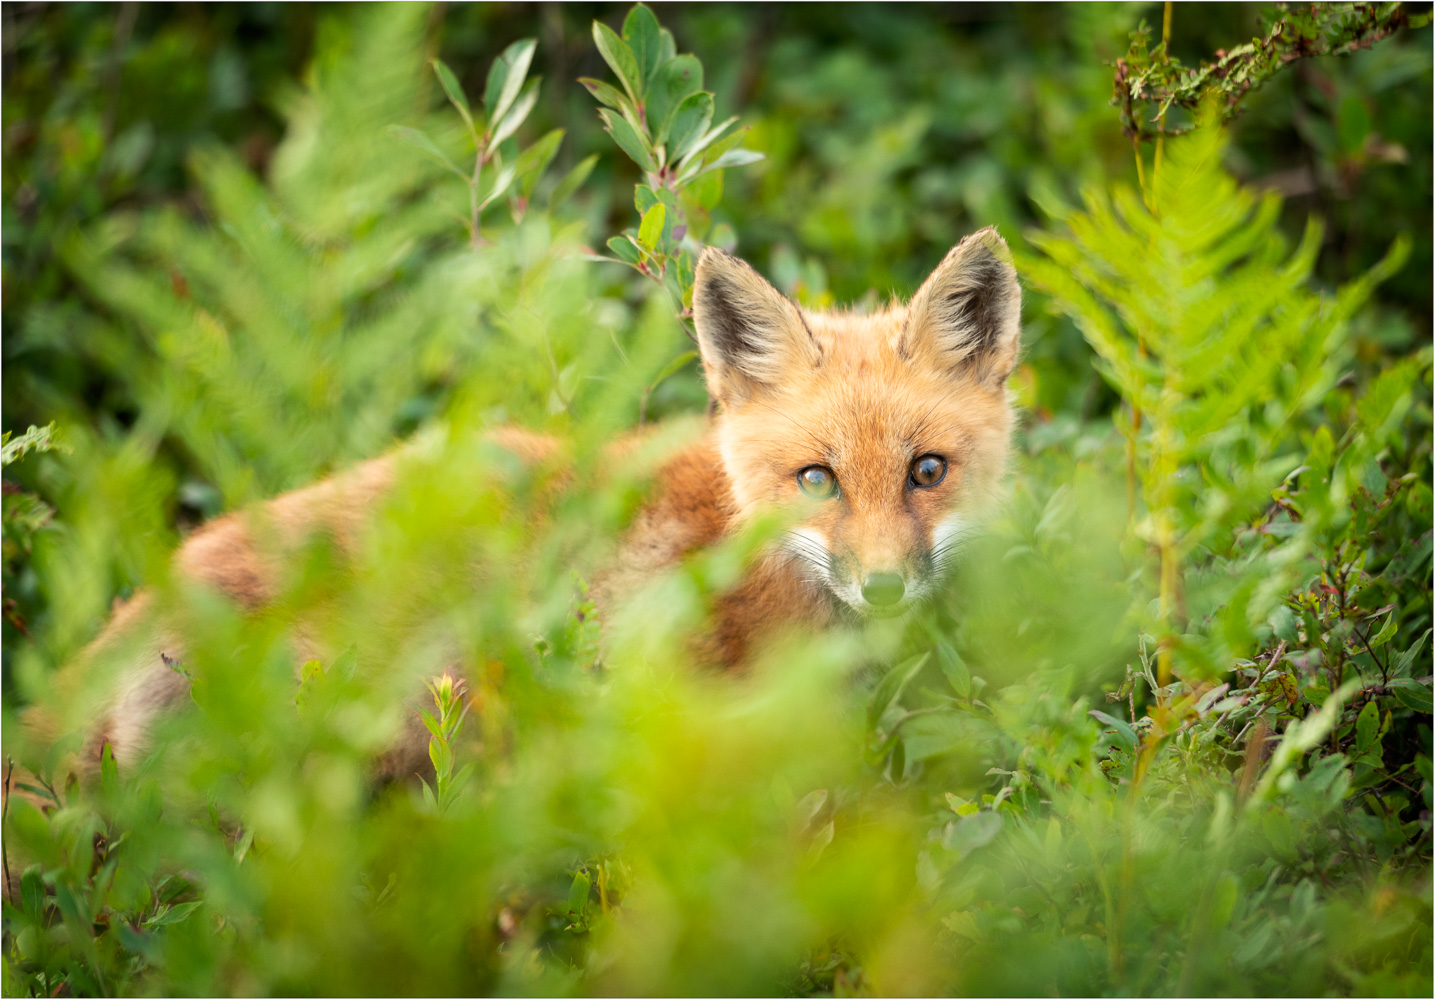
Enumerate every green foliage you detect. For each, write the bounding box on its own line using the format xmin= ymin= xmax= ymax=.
xmin=1 ymin=426 xmax=68 ymax=469
xmin=417 ymin=673 xmax=476 ymax=815
xmin=585 ymin=4 xmax=764 ymax=315
xmin=2 ymin=425 xmax=70 ymax=641
xmin=394 ymin=38 xmax=567 ymax=245
xmin=2 ymin=3 xmax=1431 ymax=997
xmin=1115 ymin=2 xmax=1429 ymax=140
xmin=1024 ymin=118 xmax=1414 ymax=677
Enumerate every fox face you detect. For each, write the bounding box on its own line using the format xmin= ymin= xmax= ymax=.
xmin=693 ymin=229 xmax=1021 ymax=618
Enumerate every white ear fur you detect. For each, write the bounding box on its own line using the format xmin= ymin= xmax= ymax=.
xmin=692 ymin=248 xmax=821 ymax=406
xmin=900 ymin=227 xmax=1021 ymax=385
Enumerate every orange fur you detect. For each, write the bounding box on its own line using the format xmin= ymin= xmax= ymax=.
xmin=19 ymin=228 xmax=1021 ymax=787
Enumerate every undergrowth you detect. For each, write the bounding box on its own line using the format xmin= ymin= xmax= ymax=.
xmin=2 ymin=4 xmax=1430 ymax=996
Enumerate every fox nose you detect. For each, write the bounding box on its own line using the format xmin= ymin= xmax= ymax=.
xmin=861 ymin=573 xmax=905 ymax=607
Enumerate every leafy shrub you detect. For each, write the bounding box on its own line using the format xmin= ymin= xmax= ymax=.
xmin=2 ymin=3 xmax=1430 ymax=997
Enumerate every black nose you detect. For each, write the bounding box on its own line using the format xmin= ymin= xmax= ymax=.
xmin=862 ymin=573 xmax=905 ymax=607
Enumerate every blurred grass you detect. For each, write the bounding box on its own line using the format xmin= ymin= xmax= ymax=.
xmin=2 ymin=3 xmax=1431 ymax=996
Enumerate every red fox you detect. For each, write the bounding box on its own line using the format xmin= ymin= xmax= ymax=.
xmin=21 ymin=227 xmax=1021 ymax=783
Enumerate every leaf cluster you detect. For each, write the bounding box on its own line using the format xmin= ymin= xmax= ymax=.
xmin=586 ymin=5 xmax=762 ymax=313
xmin=1114 ymin=2 xmax=1429 ymax=140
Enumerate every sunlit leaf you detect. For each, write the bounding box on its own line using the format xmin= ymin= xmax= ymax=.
xmin=606 ymin=234 xmax=644 ymax=265
xmin=431 ymin=58 xmax=474 ymax=133
xmin=592 ymin=20 xmax=641 ymax=105
xmin=647 ymin=55 xmax=704 ymax=145
xmin=385 ymin=125 xmax=468 ymax=180
xmin=665 ymin=91 xmax=714 ymax=162
xmin=488 ymin=77 xmax=540 ymax=150
xmin=484 ymin=37 xmax=537 ymax=128
xmin=599 ymin=108 xmax=656 ymax=173
xmin=550 ymin=154 xmax=598 ymax=208
xmin=638 ymin=203 xmax=666 ymax=250
xmin=514 ymin=129 xmax=564 ymax=199
xmin=622 ymin=4 xmax=663 ymax=94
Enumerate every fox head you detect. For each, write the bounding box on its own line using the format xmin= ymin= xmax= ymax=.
xmin=693 ymin=228 xmax=1020 ymax=618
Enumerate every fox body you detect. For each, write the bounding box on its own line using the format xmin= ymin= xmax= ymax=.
xmin=27 ymin=227 xmax=1021 ymax=781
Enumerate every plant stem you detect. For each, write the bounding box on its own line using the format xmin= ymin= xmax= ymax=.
xmin=1152 ymin=2 xmax=1173 ymax=199
xmin=470 ymin=144 xmax=487 ymax=249
xmin=1132 ymin=133 xmax=1150 ymax=212
xmin=1155 ymin=413 xmax=1178 ymax=688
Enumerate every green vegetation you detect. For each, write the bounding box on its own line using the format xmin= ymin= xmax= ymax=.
xmin=3 ymin=3 xmax=1430 ymax=995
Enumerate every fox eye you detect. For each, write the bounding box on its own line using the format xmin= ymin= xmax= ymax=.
xmin=909 ymin=454 xmax=947 ymax=488
xmin=797 ymin=465 xmax=838 ymax=499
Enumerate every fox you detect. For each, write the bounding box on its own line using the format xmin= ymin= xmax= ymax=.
xmin=15 ymin=226 xmax=1021 ymax=792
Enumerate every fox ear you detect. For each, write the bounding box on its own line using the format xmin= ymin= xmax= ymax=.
xmin=900 ymin=227 xmax=1021 ymax=386
xmin=693 ymin=247 xmax=821 ymax=406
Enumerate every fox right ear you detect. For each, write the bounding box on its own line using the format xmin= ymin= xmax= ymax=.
xmin=900 ymin=227 xmax=1021 ymax=387
xmin=693 ymin=248 xmax=822 ymax=406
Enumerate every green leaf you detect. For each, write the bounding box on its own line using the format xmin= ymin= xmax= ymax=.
xmin=592 ymin=20 xmax=641 ymax=105
xmin=599 ymin=108 xmax=656 ymax=173
xmin=1 ymin=423 xmax=68 ymax=466
xmin=635 ymin=188 xmax=661 ymax=221
xmin=147 ymin=900 xmax=202 ymax=928
xmin=1394 ymin=628 xmax=1432 ymax=675
xmin=484 ymin=38 xmax=537 ymax=128
xmin=579 ymin=77 xmax=631 ymax=114
xmin=100 ymin=741 xmax=119 ymax=796
xmin=944 ymin=811 xmax=1003 ymax=856
xmin=451 ymin=761 xmax=477 ymax=793
xmin=657 ymin=27 xmax=677 ymax=63
xmin=550 ymin=154 xmax=598 ymax=208
xmin=867 ymin=653 xmax=929 ymax=731
xmin=429 ymin=737 xmax=452 ymax=779
xmin=890 ymin=738 xmax=906 ymax=783
xmin=234 ymin=827 xmax=255 ymax=864
xmin=157 ymin=874 xmax=193 ymax=904
xmin=647 ymin=55 xmax=703 ymax=143
xmin=622 ymin=4 xmax=663 ymax=94
xmin=20 ymin=870 xmax=44 ymax=919
xmin=1389 ymin=678 xmax=1433 ymax=714
xmin=937 ymin=640 xmax=971 ymax=699
xmin=477 ymin=163 xmax=518 ymax=210
xmin=488 ymin=77 xmax=540 ymax=150
xmin=386 ymin=125 xmax=468 ymax=181
xmin=431 ymin=59 xmax=474 ymax=133
xmin=638 ymin=204 xmax=666 ymax=250
xmin=675 ymin=249 xmax=696 ymax=305
xmin=1089 ymin=710 xmax=1137 ymax=751
xmin=675 ymin=116 xmax=738 ymax=168
xmin=1370 ymin=609 xmax=1398 ymax=648
xmin=700 ymin=148 xmax=764 ymax=173
xmin=1355 ymin=699 xmax=1380 ymax=754
xmin=514 ymin=129 xmax=564 ymax=199
xmin=665 ymin=91 xmax=714 ymax=162
xmin=680 ymin=147 xmax=765 ymax=186
xmin=688 ymin=168 xmax=723 ymax=212
xmin=647 ymin=350 xmax=698 ymax=390
xmin=606 ymin=235 xmax=645 ymax=266
xmin=567 ymin=870 xmax=591 ymax=916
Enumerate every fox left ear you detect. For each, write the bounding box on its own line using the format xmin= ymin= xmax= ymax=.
xmin=692 ymin=247 xmax=822 ymax=407
xmin=899 ymin=227 xmax=1021 ymax=386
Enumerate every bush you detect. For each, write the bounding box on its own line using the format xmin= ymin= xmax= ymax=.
xmin=3 ymin=3 xmax=1430 ymax=995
